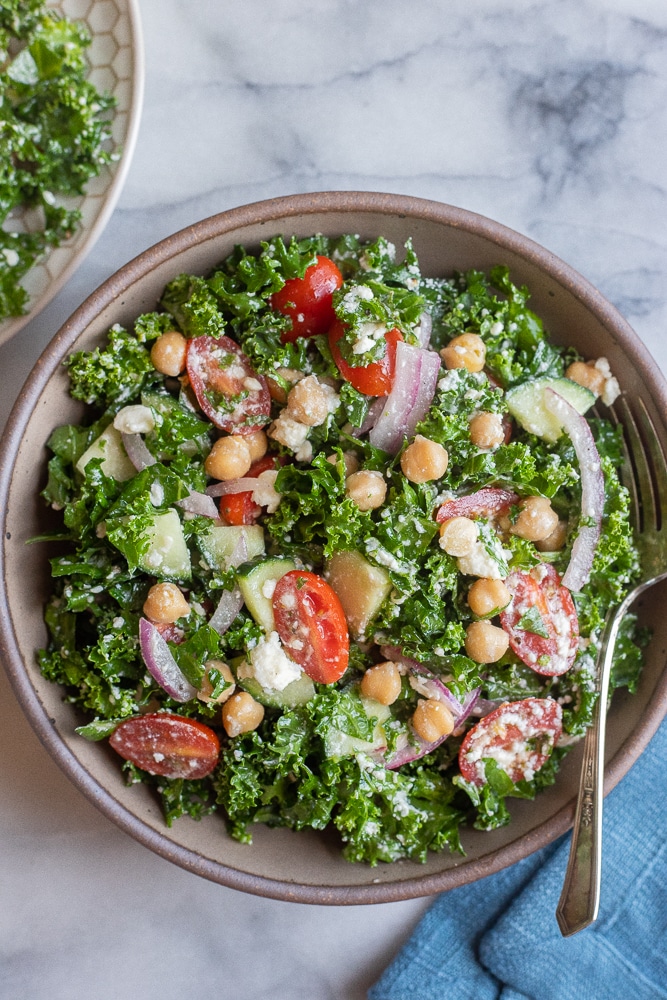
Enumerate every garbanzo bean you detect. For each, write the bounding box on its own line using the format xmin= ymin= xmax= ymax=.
xmin=222 ymin=691 xmax=265 ymax=737
xmin=440 ymin=332 xmax=486 ymax=373
xmin=467 ymin=578 xmax=511 ymax=618
xmin=438 ymin=516 xmax=478 ymax=557
xmin=198 ymin=659 xmax=235 ymax=705
xmin=400 ymin=435 xmax=449 ymax=484
xmin=510 ymin=496 xmax=559 ymax=543
xmin=566 ymin=360 xmax=606 ymax=396
xmin=205 ymin=435 xmax=252 ymax=481
xmin=412 ymin=699 xmax=455 ymax=742
xmin=465 ymin=620 xmax=510 ymax=663
xmin=535 ymin=519 xmax=568 ymax=552
xmin=243 ymin=428 xmax=269 ymax=464
xmin=326 ymin=450 xmax=360 ymax=476
xmin=360 ymin=662 xmax=402 ymax=706
xmin=150 ymin=331 xmax=188 ymax=377
xmin=469 ymin=411 xmax=505 ymax=450
xmin=286 ymin=375 xmax=337 ymax=427
xmin=345 ymin=470 xmax=387 ymax=511
xmin=143 ymin=582 xmax=190 ymax=624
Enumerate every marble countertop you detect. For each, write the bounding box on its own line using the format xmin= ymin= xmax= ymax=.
xmin=2 ymin=1 xmax=666 ymax=997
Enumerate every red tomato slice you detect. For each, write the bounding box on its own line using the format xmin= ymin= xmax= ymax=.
xmin=219 ymin=455 xmax=280 ymax=526
xmin=186 ymin=335 xmax=271 ymax=433
xmin=328 ymin=320 xmax=403 ymax=396
xmin=109 ymin=713 xmax=220 ymax=779
xmin=500 ymin=564 xmax=579 ymax=676
xmin=458 ymin=697 xmax=562 ymax=786
xmin=272 ymin=570 xmax=350 ymax=684
xmin=435 ymin=487 xmax=519 ymax=523
xmin=271 ymin=256 xmax=343 ymax=342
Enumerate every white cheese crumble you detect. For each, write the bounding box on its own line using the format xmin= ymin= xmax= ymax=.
xmin=457 ymin=539 xmax=504 ymax=579
xmin=251 ymin=469 xmax=282 ymax=513
xmin=248 ymin=631 xmax=303 ymax=691
xmin=113 ymin=405 xmax=155 ymax=435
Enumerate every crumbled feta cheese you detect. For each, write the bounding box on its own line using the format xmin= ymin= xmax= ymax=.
xmin=457 ymin=539 xmax=504 ymax=579
xmin=2 ymin=248 xmax=19 ymax=267
xmin=252 ymin=469 xmax=282 ymax=513
xmin=113 ymin=405 xmax=155 ymax=435
xmin=248 ymin=631 xmax=303 ymax=691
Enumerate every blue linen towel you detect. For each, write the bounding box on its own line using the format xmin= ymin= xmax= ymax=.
xmin=369 ymin=717 xmax=667 ymax=1000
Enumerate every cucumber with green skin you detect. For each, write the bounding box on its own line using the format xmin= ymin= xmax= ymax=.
xmin=505 ymin=377 xmax=595 ymax=443
xmin=197 ymin=524 xmax=265 ymax=572
xmin=236 ymin=670 xmax=316 ymax=708
xmin=237 ymin=557 xmax=297 ymax=632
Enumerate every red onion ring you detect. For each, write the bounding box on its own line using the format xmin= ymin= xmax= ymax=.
xmin=544 ymin=388 xmax=604 ymax=591
xmin=209 ymin=587 xmax=244 ymax=635
xmin=176 ymin=490 xmax=219 ymax=518
xmin=139 ymin=617 xmax=196 ymax=703
xmin=369 ymin=344 xmax=440 ymax=454
xmin=121 ymin=432 xmax=156 ymax=471
xmin=205 ymin=477 xmax=258 ymax=497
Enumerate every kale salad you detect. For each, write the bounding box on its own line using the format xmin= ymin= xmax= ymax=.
xmin=0 ymin=0 xmax=117 ymax=320
xmin=37 ymin=234 xmax=645 ymax=865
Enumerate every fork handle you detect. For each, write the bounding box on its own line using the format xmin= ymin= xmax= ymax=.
xmin=555 ymin=607 xmax=621 ymax=936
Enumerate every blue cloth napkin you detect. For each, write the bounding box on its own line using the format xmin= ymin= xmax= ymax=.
xmin=369 ymin=717 xmax=667 ymax=1000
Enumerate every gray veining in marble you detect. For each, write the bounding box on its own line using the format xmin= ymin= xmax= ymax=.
xmin=1 ymin=1 xmax=666 ymax=997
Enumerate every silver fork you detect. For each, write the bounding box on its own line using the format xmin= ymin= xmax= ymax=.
xmin=556 ymin=395 xmax=667 ymax=937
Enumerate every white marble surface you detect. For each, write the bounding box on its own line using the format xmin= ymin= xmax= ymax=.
xmin=1 ymin=1 xmax=667 ymax=997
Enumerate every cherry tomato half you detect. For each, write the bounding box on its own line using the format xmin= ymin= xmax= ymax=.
xmin=219 ymin=454 xmax=277 ymax=526
xmin=328 ymin=320 xmax=403 ymax=396
xmin=186 ymin=335 xmax=271 ymax=433
xmin=435 ymin=487 xmax=519 ymax=523
xmin=272 ymin=570 xmax=350 ymax=684
xmin=271 ymin=256 xmax=343 ymax=343
xmin=499 ymin=564 xmax=579 ymax=676
xmin=458 ymin=697 xmax=562 ymax=787
xmin=109 ymin=713 xmax=220 ymax=779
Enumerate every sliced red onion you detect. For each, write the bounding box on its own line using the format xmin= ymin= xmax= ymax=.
xmin=416 ymin=311 xmax=432 ymax=349
xmin=209 ymin=586 xmax=244 ymax=635
xmin=139 ymin=617 xmax=196 ymax=703
xmin=369 ymin=344 xmax=440 ymax=454
xmin=176 ymin=490 xmax=219 ymax=518
xmin=226 ymin=531 xmax=249 ymax=569
xmin=405 ymin=348 xmax=441 ymax=440
xmin=205 ymin=477 xmax=258 ymax=497
xmin=121 ymin=432 xmax=156 ymax=471
xmin=353 ymin=394 xmax=387 ymax=434
xmin=544 ymin=388 xmax=604 ymax=591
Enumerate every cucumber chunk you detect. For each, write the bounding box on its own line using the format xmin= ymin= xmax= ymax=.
xmin=197 ymin=524 xmax=265 ymax=572
xmin=324 ymin=693 xmax=392 ymax=759
xmin=236 ymin=670 xmax=316 ymax=708
xmin=505 ymin=377 xmax=595 ymax=443
xmin=326 ymin=550 xmax=392 ymax=640
xmin=237 ymin=557 xmax=297 ymax=632
xmin=76 ymin=425 xmax=136 ymax=482
xmin=137 ymin=509 xmax=191 ymax=581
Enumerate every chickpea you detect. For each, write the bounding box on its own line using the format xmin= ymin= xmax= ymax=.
xmin=243 ymin=428 xmax=269 ymax=464
xmin=198 ymin=659 xmax=235 ymax=705
xmin=327 ymin=450 xmax=360 ymax=476
xmin=439 ymin=516 xmax=478 ymax=557
xmin=412 ymin=698 xmax=455 ymax=742
xmin=465 ymin=620 xmax=510 ymax=663
xmin=468 ymin=578 xmax=512 ymax=618
xmin=143 ymin=582 xmax=190 ymax=624
xmin=345 ymin=470 xmax=387 ymax=511
xmin=469 ymin=412 xmax=505 ymax=450
xmin=566 ymin=360 xmax=606 ymax=397
xmin=222 ymin=691 xmax=265 ymax=737
xmin=535 ymin=519 xmax=568 ymax=552
xmin=150 ymin=331 xmax=188 ymax=376
xmin=205 ymin=435 xmax=252 ymax=481
xmin=286 ymin=375 xmax=338 ymax=427
xmin=510 ymin=496 xmax=559 ymax=543
xmin=360 ymin=662 xmax=402 ymax=706
xmin=440 ymin=333 xmax=486 ymax=373
xmin=400 ymin=435 xmax=449 ymax=484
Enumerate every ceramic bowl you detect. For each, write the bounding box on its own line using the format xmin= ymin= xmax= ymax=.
xmin=2 ymin=192 xmax=666 ymax=904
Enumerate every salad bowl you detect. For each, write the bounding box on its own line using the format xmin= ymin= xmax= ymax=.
xmin=1 ymin=191 xmax=667 ymax=904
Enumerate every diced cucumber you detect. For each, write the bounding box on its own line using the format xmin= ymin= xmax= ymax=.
xmin=324 ymin=694 xmax=392 ymax=759
xmin=237 ymin=557 xmax=297 ymax=632
xmin=326 ymin=550 xmax=392 ymax=639
xmin=138 ymin=509 xmax=191 ymax=581
xmin=236 ymin=669 xmax=316 ymax=708
xmin=197 ymin=524 xmax=265 ymax=572
xmin=76 ymin=425 xmax=136 ymax=482
xmin=505 ymin=377 xmax=595 ymax=443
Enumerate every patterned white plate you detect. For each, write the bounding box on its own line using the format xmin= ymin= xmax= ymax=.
xmin=0 ymin=0 xmax=144 ymax=346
